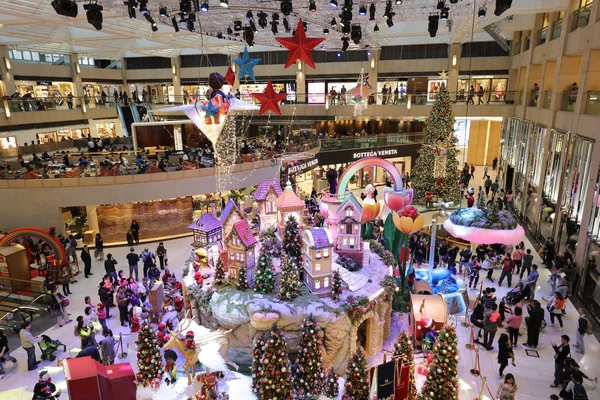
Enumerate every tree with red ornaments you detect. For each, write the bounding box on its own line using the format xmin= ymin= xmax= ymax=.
xmin=213 ymin=259 xmax=225 ymax=284
xmin=293 ymin=315 xmax=325 ymax=398
xmin=343 ymin=347 xmax=369 ymax=399
xmin=136 ymin=322 xmax=163 ymax=388
xmin=251 ymin=331 xmax=268 ymax=395
xmin=331 ymin=269 xmax=343 ymax=302
xmin=323 ymin=368 xmax=340 ymax=399
xmin=254 ymin=324 xmax=292 ymax=399
xmin=282 ymin=214 xmax=303 ymax=270
xmin=278 ymin=258 xmax=301 ymax=301
xmin=254 ymin=251 xmax=275 ymax=294
xmin=236 ymin=264 xmax=248 ymax=291
xmin=392 ymin=331 xmax=417 ymax=399
xmin=417 ymin=325 xmax=459 ymax=400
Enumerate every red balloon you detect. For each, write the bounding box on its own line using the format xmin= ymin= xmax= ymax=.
xmin=275 ymin=19 xmax=325 ymax=69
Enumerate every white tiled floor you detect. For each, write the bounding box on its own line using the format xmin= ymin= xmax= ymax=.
xmin=0 ymin=234 xmax=599 ymax=400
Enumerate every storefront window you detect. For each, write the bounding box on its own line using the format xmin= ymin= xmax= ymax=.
xmin=376 ymin=80 xmax=408 ymax=104
xmin=457 ymin=78 xmax=508 ymax=103
xmin=543 ymin=130 xmax=568 ymax=204
xmin=427 ymin=79 xmax=447 ymax=102
xmin=308 ymin=82 xmax=326 ymax=104
xmin=561 ymin=136 xmax=594 ymax=225
xmin=579 ymin=240 xmax=600 ymax=324
xmin=588 ymin=170 xmax=600 ymax=242
xmin=0 ymin=136 xmax=17 ymax=149
xmin=16 ymin=81 xmax=74 ymax=99
xmin=527 ymin=126 xmax=546 ymax=187
xmin=507 ymin=118 xmax=520 ymax=166
xmin=37 ymin=128 xmax=90 ymax=143
xmin=96 ymin=122 xmax=116 ymax=138
xmin=514 ymin=121 xmax=534 ymax=213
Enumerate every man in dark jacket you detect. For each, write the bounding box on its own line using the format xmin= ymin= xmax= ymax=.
xmin=525 ymin=300 xmax=544 ymax=348
xmin=80 ymin=245 xmax=93 ymax=278
xmin=550 ymin=334 xmax=570 ymax=387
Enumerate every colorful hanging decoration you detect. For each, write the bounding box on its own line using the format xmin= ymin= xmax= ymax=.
xmin=200 ymin=100 xmax=221 ymax=120
xmin=347 ymin=68 xmax=374 ymax=116
xmin=276 ymin=19 xmax=325 ymax=69
xmin=233 ymin=47 xmax=261 ymax=81
xmin=252 ymin=78 xmax=287 ymax=117
xmin=225 ymin=65 xmax=236 ymax=86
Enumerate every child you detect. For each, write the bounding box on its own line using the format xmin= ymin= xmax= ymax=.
xmin=99 ymin=329 xmax=115 ymax=365
xmin=97 ymin=304 xmax=108 ymax=333
xmin=164 ymin=349 xmax=178 ymax=385
xmin=84 ymin=296 xmax=96 ymax=311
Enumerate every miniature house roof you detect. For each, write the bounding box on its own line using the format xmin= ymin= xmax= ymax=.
xmin=220 ymin=198 xmax=243 ymax=224
xmin=231 ymin=220 xmax=258 ymax=248
xmin=253 ymin=180 xmax=283 ymax=201
xmin=337 ymin=192 xmax=363 ymax=214
xmin=188 ymin=212 xmax=222 ymax=232
xmin=304 ymin=228 xmax=333 ymax=249
xmin=275 ymin=181 xmax=304 ymax=211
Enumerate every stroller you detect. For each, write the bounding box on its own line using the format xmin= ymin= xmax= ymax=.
xmin=38 ymin=334 xmax=66 ymax=362
xmin=503 ymin=280 xmax=531 ymax=305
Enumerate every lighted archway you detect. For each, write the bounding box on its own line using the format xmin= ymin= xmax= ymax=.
xmin=0 ymin=227 xmax=66 ymax=263
xmin=337 ymin=157 xmax=403 ymax=196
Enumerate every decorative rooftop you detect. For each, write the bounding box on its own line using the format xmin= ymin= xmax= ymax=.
xmin=253 ymin=180 xmax=283 ymax=201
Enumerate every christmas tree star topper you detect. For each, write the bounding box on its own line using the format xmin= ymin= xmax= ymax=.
xmin=252 ymin=79 xmax=288 ymax=117
xmin=276 ymin=19 xmax=325 ymax=69
xmin=233 ymin=46 xmax=261 ymax=81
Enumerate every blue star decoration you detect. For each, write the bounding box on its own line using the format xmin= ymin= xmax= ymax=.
xmin=201 ymin=100 xmax=221 ymax=119
xmin=233 ymin=47 xmax=261 ymax=81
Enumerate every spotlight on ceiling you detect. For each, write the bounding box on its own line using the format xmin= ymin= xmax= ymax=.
xmin=51 ymin=0 xmax=78 ymax=18
xmin=373 ymin=23 xmax=379 ymax=32
xmin=139 ymin=0 xmax=148 ymax=14
xmin=350 ymin=24 xmax=362 ymax=44
xmin=125 ymin=0 xmax=137 ymax=18
xmin=494 ymin=0 xmax=512 ymax=16
xmin=249 ymin=19 xmax=257 ymax=32
xmin=159 ymin=6 xmax=167 ymax=17
xmin=227 ymin=26 xmax=233 ymax=35
xmin=440 ymin=7 xmax=449 ymax=20
xmin=244 ymin=26 xmax=254 ymax=47
xmin=449 ymin=0 xmax=458 ymax=3
xmin=200 ymin=1 xmax=208 ymax=12
xmin=341 ymin=37 xmax=349 ymax=52
xmin=309 ymin=0 xmax=317 ymax=12
xmin=330 ymin=0 xmax=338 ymax=8
xmin=478 ymin=7 xmax=486 ymax=18
xmin=359 ymin=5 xmax=367 ymax=16
xmin=369 ymin=3 xmax=376 ymax=20
xmin=233 ymin=20 xmax=243 ymax=31
xmin=437 ymin=1 xmax=445 ymax=10
xmin=283 ymin=17 xmax=290 ymax=32
xmin=246 ymin=10 xmax=253 ymax=19
xmin=395 ymin=0 xmax=402 ymax=4
xmin=144 ymin=12 xmax=158 ymax=32
xmin=180 ymin=0 xmax=191 ymax=14
xmin=84 ymin=3 xmax=103 ymax=30
xmin=428 ymin=15 xmax=439 ymax=37
xmin=187 ymin=20 xmax=195 ymax=32
xmin=219 ymin=0 xmax=229 ymax=8
xmin=323 ymin=28 xmax=329 ymax=34
xmin=281 ymin=0 xmax=292 ymax=15
xmin=303 ymin=21 xmax=308 ymax=31
xmin=271 ymin=20 xmax=279 ymax=35
xmin=272 ymin=12 xmax=280 ymax=21
xmin=257 ymin=12 xmax=268 ymax=28
xmin=171 ymin=16 xmax=180 ymax=31
xmin=331 ymin=17 xmax=337 ymax=26
xmin=217 ymin=32 xmax=223 ymax=38
xmin=387 ymin=17 xmax=393 ymax=27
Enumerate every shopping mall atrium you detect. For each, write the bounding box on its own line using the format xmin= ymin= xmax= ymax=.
xmin=1 ymin=0 xmax=600 ymax=399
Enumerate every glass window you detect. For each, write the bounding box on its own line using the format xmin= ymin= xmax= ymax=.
xmin=324 ymin=277 xmax=330 ymax=288
xmin=12 ymin=50 xmax=22 ymax=60
xmin=528 ymin=126 xmax=546 ymax=187
xmin=323 ymin=248 xmax=329 ymax=257
xmin=316 ymin=264 xmax=321 ymax=272
xmin=587 ymin=170 xmax=600 ymax=242
xmin=316 ymin=250 xmax=321 ymax=259
xmin=507 ymin=118 xmax=520 ymax=166
xmin=543 ymin=130 xmax=568 ymax=203
xmin=315 ymin=280 xmax=321 ymax=290
xmin=561 ymin=136 xmax=594 ymax=225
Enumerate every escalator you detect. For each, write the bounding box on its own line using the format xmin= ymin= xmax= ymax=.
xmin=117 ymin=105 xmax=136 ymax=137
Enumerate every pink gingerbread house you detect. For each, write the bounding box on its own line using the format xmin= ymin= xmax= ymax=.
xmin=335 ymin=192 xmax=364 ymax=265
xmin=274 ymin=181 xmax=305 ymax=240
xmin=253 ymin=180 xmax=283 ymax=233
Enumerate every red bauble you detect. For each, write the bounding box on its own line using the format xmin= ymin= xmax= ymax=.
xmin=275 ymin=19 xmax=325 ymax=69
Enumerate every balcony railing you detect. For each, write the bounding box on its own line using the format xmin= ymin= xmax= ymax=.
xmin=513 ymin=40 xmax=522 ymax=55
xmin=542 ymin=91 xmax=553 ymax=109
xmin=523 ymin=36 xmax=531 ymax=51
xmin=529 ymin=90 xmax=540 ymax=107
xmin=319 ymin=133 xmax=424 ymax=152
xmin=536 ymin=27 xmax=548 ymax=46
xmin=571 ymin=3 xmax=592 ymax=32
xmin=2 ymin=96 xmax=117 ymax=113
xmin=560 ymin=91 xmax=578 ymax=112
xmin=584 ymin=91 xmax=600 ymax=116
xmin=551 ymin=19 xmax=563 ymax=40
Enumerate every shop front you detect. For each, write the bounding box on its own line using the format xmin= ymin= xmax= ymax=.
xmin=37 ymin=126 xmax=91 ymax=143
xmin=376 ymin=80 xmax=408 ymax=104
xmin=456 ymin=76 xmax=508 ymax=103
xmin=0 ymin=136 xmax=17 ymax=149
xmin=16 ymin=80 xmax=74 ymax=99
xmin=83 ymin=83 xmax=122 ymax=102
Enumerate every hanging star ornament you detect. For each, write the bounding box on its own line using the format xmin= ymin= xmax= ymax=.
xmin=233 ymin=47 xmax=261 ymax=81
xmin=252 ymin=79 xmax=288 ymax=117
xmin=276 ymin=19 xmax=325 ymax=69
xmin=201 ymin=100 xmax=221 ymax=120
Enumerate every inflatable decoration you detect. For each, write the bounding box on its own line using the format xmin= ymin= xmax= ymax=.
xmin=430 ymin=267 xmax=451 ymax=285
xmin=383 ymin=186 xmax=414 ymax=212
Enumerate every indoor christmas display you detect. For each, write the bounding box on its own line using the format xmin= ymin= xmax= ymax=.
xmin=392 ymin=332 xmax=417 ymax=399
xmin=323 ymin=368 xmax=340 ymax=399
xmin=331 ymin=269 xmax=343 ymax=302
xmin=254 ymin=251 xmax=275 ymax=294
xmin=417 ymin=325 xmax=459 ymax=400
xmin=136 ymin=322 xmax=164 ymax=389
xmin=282 ymin=214 xmax=303 ymax=268
xmin=343 ymin=347 xmax=370 ymax=400
xmin=251 ymin=332 xmax=269 ymax=396
xmin=292 ymin=315 xmax=325 ymax=398
xmin=214 ymin=259 xmax=226 ymax=284
xmin=254 ymin=324 xmax=292 ymax=399
xmin=278 ymin=257 xmax=301 ymax=301
xmin=276 ymin=18 xmax=325 ymax=69
xmin=236 ymin=264 xmax=248 ymax=291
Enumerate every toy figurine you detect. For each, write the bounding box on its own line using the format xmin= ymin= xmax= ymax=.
xmin=164 ymin=349 xmax=178 ymax=385
xmin=174 ymin=297 xmax=184 ymax=313
xmin=184 ymin=331 xmax=196 ymax=352
xmin=465 ymin=187 xmax=475 ymax=208
xmin=194 ymin=272 xmax=204 ymax=287
xmin=425 ymin=191 xmax=433 ymax=209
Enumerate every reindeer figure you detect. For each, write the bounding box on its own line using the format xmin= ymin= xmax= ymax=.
xmin=164 ymin=317 xmax=199 ymax=385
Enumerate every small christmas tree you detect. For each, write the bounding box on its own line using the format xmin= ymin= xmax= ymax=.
xmin=331 ymin=269 xmax=343 ymax=301
xmin=214 ymin=258 xmax=225 ymax=284
xmin=343 ymin=347 xmax=369 ymax=400
xmin=323 ymin=368 xmax=340 ymax=399
xmin=254 ymin=252 xmax=275 ymax=294
xmin=251 ymin=332 xmax=268 ymax=395
xmin=283 ymin=214 xmax=303 ymax=269
xmin=392 ymin=331 xmax=417 ymax=399
xmin=417 ymin=325 xmax=459 ymax=400
xmin=278 ymin=258 xmax=300 ymax=301
xmin=236 ymin=264 xmax=248 ymax=291
xmin=136 ymin=322 xmax=164 ymax=388
xmin=260 ymin=227 xmax=282 ymax=258
xmin=293 ymin=315 xmax=325 ymax=398
xmin=487 ymin=199 xmax=500 ymax=224
xmin=256 ymin=324 xmax=292 ymax=399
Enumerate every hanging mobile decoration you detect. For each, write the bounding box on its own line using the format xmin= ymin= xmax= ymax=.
xmin=233 ymin=47 xmax=261 ymax=81
xmin=347 ymin=68 xmax=374 ymax=116
xmin=252 ymin=78 xmax=288 ymax=117
xmin=276 ymin=19 xmax=325 ymax=69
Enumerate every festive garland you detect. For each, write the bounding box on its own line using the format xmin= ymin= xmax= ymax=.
xmin=380 ymin=275 xmax=396 ymax=301
xmin=193 ymin=287 xmax=215 ymax=316
xmin=369 ymin=240 xmax=396 ymax=268
xmin=344 ymin=295 xmax=377 ymax=324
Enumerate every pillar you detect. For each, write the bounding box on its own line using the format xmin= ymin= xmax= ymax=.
xmin=122 ymin=58 xmax=131 ymax=96
xmin=448 ymin=44 xmax=460 ymax=94
xmin=171 ymin=57 xmax=183 ymax=102
xmin=296 ymin=61 xmax=306 ymax=103
xmin=0 ymin=45 xmax=16 ymax=95
xmin=368 ymin=50 xmax=379 ymax=91
xmin=70 ymin=53 xmax=84 ymax=98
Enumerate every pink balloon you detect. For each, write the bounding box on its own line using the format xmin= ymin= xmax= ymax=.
xmin=383 ymin=187 xmax=414 ymax=212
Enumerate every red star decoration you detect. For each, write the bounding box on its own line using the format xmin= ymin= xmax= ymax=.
xmin=275 ymin=18 xmax=325 ymax=69
xmin=252 ymin=79 xmax=287 ymax=117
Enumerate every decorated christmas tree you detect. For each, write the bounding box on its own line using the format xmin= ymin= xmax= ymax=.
xmin=293 ymin=315 xmax=325 ymax=398
xmin=254 ymin=252 xmax=275 ymax=294
xmin=283 ymin=214 xmax=303 ymax=269
xmin=392 ymin=331 xmax=417 ymax=399
xmin=343 ymin=347 xmax=369 ymax=400
xmin=417 ymin=325 xmax=459 ymax=400
xmin=331 ymin=269 xmax=343 ymax=302
xmin=214 ymin=259 xmax=225 ymax=284
xmin=136 ymin=322 xmax=164 ymax=388
xmin=278 ymin=258 xmax=300 ymax=301
xmin=486 ymin=199 xmax=500 ymax=224
xmin=411 ymin=84 xmax=460 ymax=204
xmin=260 ymin=227 xmax=282 ymax=258
xmin=255 ymin=324 xmax=292 ymax=399
xmin=236 ymin=264 xmax=248 ymax=291
xmin=323 ymin=368 xmax=340 ymax=399
xmin=251 ymin=332 xmax=268 ymax=395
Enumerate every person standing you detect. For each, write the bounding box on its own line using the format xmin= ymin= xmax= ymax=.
xmin=506 ymin=306 xmax=523 ymax=346
xmin=141 ymin=248 xmax=156 ymax=278
xmin=496 ymin=373 xmax=518 ymax=400
xmin=66 ymin=234 xmax=77 ymax=262
xmin=116 ymin=286 xmax=129 ymax=327
xmin=484 ymin=176 xmax=492 ymax=197
xmin=104 ymin=254 xmax=117 ymax=277
xmin=81 ymin=245 xmax=93 ymax=278
xmin=467 ymin=85 xmax=475 ymax=104
xmin=483 ymin=303 xmax=500 ymax=350
xmin=51 ymin=288 xmax=71 ymax=327
xmin=512 ymin=245 xmax=525 ymax=276
xmin=156 ymin=242 xmax=167 ymax=270
xmin=526 ymin=264 xmax=540 ymax=300
xmin=99 ymin=329 xmax=115 ymax=366
xmin=574 ymin=308 xmax=590 ymax=354
xmin=498 ymin=253 xmax=515 ymax=287
xmin=130 ymin=220 xmax=140 ymax=244
xmin=126 ymin=247 xmax=140 ymax=281
xmin=58 ymin=264 xmax=72 ymax=296
xmin=519 ymin=249 xmax=534 ymax=280
xmin=477 ymin=85 xmax=485 ymax=104
xmin=458 ymin=246 xmax=472 ymax=275
xmin=545 ymin=292 xmax=566 ymax=329
xmin=524 ymin=300 xmax=544 ymax=348
xmin=20 ymin=322 xmax=41 ymax=371
xmin=94 ymin=233 xmax=104 ymax=261
xmin=543 ymin=237 xmax=556 ymax=269
xmin=550 ymin=334 xmax=570 ymax=388
xmin=492 ymin=157 xmax=498 ymax=170
xmin=497 ymin=333 xmax=515 ymax=377
xmin=470 ymin=164 xmax=476 ymax=179
xmin=0 ymin=329 xmax=18 ymax=379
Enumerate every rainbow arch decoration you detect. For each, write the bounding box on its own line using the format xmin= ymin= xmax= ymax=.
xmin=338 ymin=157 xmax=403 ymax=196
xmin=0 ymin=227 xmax=66 ymax=263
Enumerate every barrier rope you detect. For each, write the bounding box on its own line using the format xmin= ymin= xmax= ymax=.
xmin=464 ymin=313 xmax=496 ymax=400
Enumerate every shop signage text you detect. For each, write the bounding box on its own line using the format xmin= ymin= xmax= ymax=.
xmin=288 ymin=158 xmax=319 ymax=174
xmin=352 ymin=149 xmax=399 ymax=159
xmin=36 ymin=81 xmax=53 ymax=86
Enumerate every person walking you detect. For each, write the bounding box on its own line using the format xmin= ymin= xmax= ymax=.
xmin=512 ymin=245 xmax=525 ymax=276
xmin=492 ymin=157 xmax=498 ymax=170
xmin=58 ymin=264 xmax=72 ymax=296
xmin=116 ymin=286 xmax=129 ymax=327
xmin=484 ymin=176 xmax=492 ymax=197
xmin=506 ymin=306 xmax=523 ymax=346
xmin=477 ymin=85 xmax=485 ymax=104
xmin=130 ymin=220 xmax=140 ymax=244
xmin=141 ymin=248 xmax=156 ymax=279
xmin=498 ymin=253 xmax=515 ymax=287
xmin=468 ymin=255 xmax=481 ymax=289
xmin=550 ymin=334 xmax=570 ymax=388
xmin=483 ymin=303 xmax=500 ymax=350
xmin=526 ymin=264 xmax=540 ymax=300
xmin=156 ymin=242 xmax=167 ymax=270
xmin=81 ymin=245 xmax=93 ymax=278
xmin=545 ymin=292 xmax=566 ymax=329
xmin=0 ymin=329 xmax=18 ymax=378
xmin=467 ymin=85 xmax=475 ymax=104
xmin=519 ymin=249 xmax=534 ymax=280
xmin=126 ymin=247 xmax=140 ymax=281
xmin=51 ymin=288 xmax=71 ymax=327
xmin=496 ymin=373 xmax=518 ymax=400
xmin=574 ymin=308 xmax=591 ymax=354
xmin=94 ymin=233 xmax=104 ymax=261
xmin=458 ymin=246 xmax=472 ymax=275
xmin=564 ymin=374 xmax=591 ymax=400
xmin=20 ymin=321 xmax=41 ymax=371
xmin=497 ymin=333 xmax=515 ymax=377
xmin=524 ymin=300 xmax=544 ymax=348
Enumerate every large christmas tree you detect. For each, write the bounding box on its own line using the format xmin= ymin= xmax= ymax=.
xmin=343 ymin=347 xmax=369 ymax=400
xmin=283 ymin=214 xmax=303 ymax=269
xmin=411 ymin=85 xmax=461 ymax=204
xmin=236 ymin=264 xmax=248 ymax=290
xmin=417 ymin=325 xmax=459 ymax=400
xmin=255 ymin=324 xmax=292 ymax=399
xmin=293 ymin=315 xmax=325 ymax=398
xmin=251 ymin=332 xmax=268 ymax=395
xmin=392 ymin=331 xmax=417 ymax=399
xmin=136 ymin=322 xmax=164 ymax=387
xmin=214 ymin=258 xmax=225 ymax=284
xmin=254 ymin=252 xmax=275 ymax=294
xmin=278 ymin=257 xmax=301 ymax=301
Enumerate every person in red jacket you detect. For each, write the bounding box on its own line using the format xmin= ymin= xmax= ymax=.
xmin=498 ymin=253 xmax=515 ymax=287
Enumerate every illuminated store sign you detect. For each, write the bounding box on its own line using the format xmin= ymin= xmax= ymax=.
xmin=352 ymin=149 xmax=398 ymax=159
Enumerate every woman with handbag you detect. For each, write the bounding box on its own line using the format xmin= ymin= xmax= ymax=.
xmin=51 ymin=288 xmax=71 ymax=327
xmin=99 ymin=329 xmax=115 ymax=365
xmin=544 ymin=292 xmax=566 ymax=329
xmin=497 ymin=333 xmax=516 ymax=377
xmin=84 ymin=307 xmax=100 ymax=346
xmin=75 ymin=316 xmax=93 ymax=349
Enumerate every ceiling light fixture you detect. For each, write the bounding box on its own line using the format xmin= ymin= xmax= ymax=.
xmin=323 ymin=28 xmax=329 ymax=34
xmin=227 ymin=26 xmax=233 ymax=35
xmin=244 ymin=26 xmax=254 ymax=47
xmin=283 ymin=17 xmax=290 ymax=32
xmin=437 ymin=1 xmax=445 ymax=10
xmin=187 ymin=20 xmax=195 ymax=31
xmin=52 ymin=0 xmax=78 ymax=18
xmin=331 ymin=17 xmax=337 ymax=26
xmin=200 ymin=1 xmax=208 ymax=12
xmin=271 ymin=20 xmax=279 ymax=35
xmin=84 ymin=2 xmax=103 ymax=31
xmin=180 ymin=0 xmax=191 ymax=14
xmin=139 ymin=0 xmax=148 ymax=14
xmin=478 ymin=7 xmax=486 ymax=18
xmin=246 ymin=10 xmax=253 ymax=19
xmin=309 ymin=0 xmax=317 ymax=12
xmin=428 ymin=14 xmax=439 ymax=37
xmin=373 ymin=23 xmax=379 ymax=32
xmin=258 ymin=12 xmax=268 ymax=28
xmin=330 ymin=0 xmax=338 ymax=8
xmin=359 ymin=5 xmax=367 ymax=15
xmin=125 ymin=0 xmax=137 ymax=18
xmin=369 ymin=3 xmax=375 ymax=20
xmin=350 ymin=24 xmax=362 ymax=44
xmin=171 ymin=16 xmax=180 ymax=31
xmin=494 ymin=0 xmax=512 ymax=16
xmin=234 ymin=20 xmax=243 ymax=31
xmin=220 ymin=0 xmax=229 ymax=8
xmin=341 ymin=37 xmax=349 ymax=52
xmin=249 ymin=20 xmax=257 ymax=32
xmin=159 ymin=7 xmax=167 ymax=17
xmin=144 ymin=12 xmax=158 ymax=31
xmin=395 ymin=0 xmax=402 ymax=4
xmin=440 ymin=7 xmax=449 ymax=20
xmin=281 ymin=0 xmax=292 ymax=15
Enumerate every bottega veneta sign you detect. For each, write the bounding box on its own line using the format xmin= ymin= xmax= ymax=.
xmin=352 ymin=149 xmax=399 ymax=159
